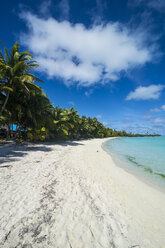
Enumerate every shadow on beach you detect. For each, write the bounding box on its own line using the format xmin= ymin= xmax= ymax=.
xmin=0 ymin=140 xmax=84 ymax=166
xmin=0 ymin=144 xmax=52 ymax=165
xmin=51 ymin=140 xmax=85 ymax=147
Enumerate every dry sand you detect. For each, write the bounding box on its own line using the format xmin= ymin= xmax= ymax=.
xmin=0 ymin=138 xmax=165 ymax=248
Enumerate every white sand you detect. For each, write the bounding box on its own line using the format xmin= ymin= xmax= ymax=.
xmin=0 ymin=138 xmax=165 ymax=248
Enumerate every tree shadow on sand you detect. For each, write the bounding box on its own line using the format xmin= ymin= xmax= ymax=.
xmin=0 ymin=140 xmax=84 ymax=166
xmin=46 ymin=140 xmax=85 ymax=147
xmin=0 ymin=144 xmax=52 ymax=165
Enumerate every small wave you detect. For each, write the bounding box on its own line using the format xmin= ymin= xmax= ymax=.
xmin=126 ymin=155 xmax=165 ymax=180
xmin=126 ymin=155 xmax=141 ymax=167
xmin=155 ymin=171 xmax=165 ymax=179
xmin=144 ymin=168 xmax=165 ymax=179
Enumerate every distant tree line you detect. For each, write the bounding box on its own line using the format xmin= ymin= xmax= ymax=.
xmin=0 ymin=42 xmax=160 ymax=142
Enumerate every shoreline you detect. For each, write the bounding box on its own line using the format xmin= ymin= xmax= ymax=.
xmin=102 ymin=138 xmax=165 ymax=194
xmin=0 ymin=138 xmax=165 ymax=247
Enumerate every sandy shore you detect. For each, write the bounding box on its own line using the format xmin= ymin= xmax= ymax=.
xmin=0 ymin=138 xmax=165 ymax=248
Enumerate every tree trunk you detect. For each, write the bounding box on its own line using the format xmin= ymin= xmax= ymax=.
xmin=6 ymin=124 xmax=10 ymax=140
xmin=14 ymin=121 xmax=26 ymax=140
xmin=0 ymin=91 xmax=10 ymax=116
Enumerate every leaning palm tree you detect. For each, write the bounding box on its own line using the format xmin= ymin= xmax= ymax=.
xmin=0 ymin=41 xmax=44 ymax=116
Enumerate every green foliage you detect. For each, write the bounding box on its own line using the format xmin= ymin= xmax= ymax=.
xmin=27 ymin=127 xmax=48 ymax=142
xmin=0 ymin=41 xmax=44 ymax=116
xmin=15 ymin=137 xmax=24 ymax=144
xmin=0 ymin=41 xmax=160 ymax=142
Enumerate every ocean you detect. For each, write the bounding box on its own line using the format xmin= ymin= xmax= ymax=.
xmin=104 ymin=136 xmax=165 ymax=188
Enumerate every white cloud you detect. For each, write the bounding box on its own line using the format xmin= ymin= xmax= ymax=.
xmin=142 ymin=115 xmax=153 ymax=120
xmin=126 ymin=85 xmax=164 ymax=100
xmin=161 ymin=105 xmax=165 ymax=110
xmin=150 ymin=107 xmax=161 ymax=113
xmin=68 ymin=101 xmax=75 ymax=106
xmin=20 ymin=12 xmax=154 ymax=87
xmin=103 ymin=121 xmax=110 ymax=126
xmin=149 ymin=105 xmax=165 ymax=113
xmin=85 ymin=89 xmax=93 ymax=96
xmin=154 ymin=118 xmax=165 ymax=124
xmin=96 ymin=114 xmax=102 ymax=119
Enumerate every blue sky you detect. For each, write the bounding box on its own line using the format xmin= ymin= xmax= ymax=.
xmin=1 ymin=0 xmax=165 ymax=134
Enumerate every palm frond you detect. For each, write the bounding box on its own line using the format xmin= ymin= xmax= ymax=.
xmin=0 ymin=40 xmax=10 ymax=63
xmin=19 ymin=51 xmax=31 ymax=60
xmin=24 ymin=81 xmax=41 ymax=91
xmin=25 ymin=73 xmax=44 ymax=83
xmin=0 ymin=50 xmax=5 ymax=64
xmin=11 ymin=42 xmax=19 ymax=55
xmin=13 ymin=61 xmax=28 ymax=74
xmin=0 ymin=86 xmax=13 ymax=92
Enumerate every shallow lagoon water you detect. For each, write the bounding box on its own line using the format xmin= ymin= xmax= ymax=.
xmin=104 ymin=136 xmax=165 ymax=189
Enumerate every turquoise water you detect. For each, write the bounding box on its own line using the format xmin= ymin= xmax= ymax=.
xmin=104 ymin=136 xmax=165 ymax=182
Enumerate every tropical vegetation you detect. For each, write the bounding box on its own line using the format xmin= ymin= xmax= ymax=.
xmin=0 ymin=42 xmax=160 ymax=142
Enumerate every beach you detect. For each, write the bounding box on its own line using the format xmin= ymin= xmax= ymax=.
xmin=0 ymin=138 xmax=165 ymax=248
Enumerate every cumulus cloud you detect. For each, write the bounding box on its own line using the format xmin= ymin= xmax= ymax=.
xmin=96 ymin=114 xmax=102 ymax=119
xmin=149 ymin=105 xmax=165 ymax=113
xmin=150 ymin=107 xmax=161 ymax=113
xmin=20 ymin=12 xmax=154 ymax=87
xmin=161 ymin=105 xmax=165 ymax=110
xmin=154 ymin=118 xmax=165 ymax=124
xmin=126 ymin=85 xmax=164 ymax=100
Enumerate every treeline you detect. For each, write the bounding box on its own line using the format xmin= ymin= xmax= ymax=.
xmin=0 ymin=42 xmax=160 ymax=142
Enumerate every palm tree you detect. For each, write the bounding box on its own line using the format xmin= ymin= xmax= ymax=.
xmin=66 ymin=107 xmax=81 ymax=139
xmin=51 ymin=107 xmax=72 ymax=139
xmin=0 ymin=41 xmax=44 ymax=116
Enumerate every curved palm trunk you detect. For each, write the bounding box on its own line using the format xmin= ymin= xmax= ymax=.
xmin=0 ymin=91 xmax=10 ymax=116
